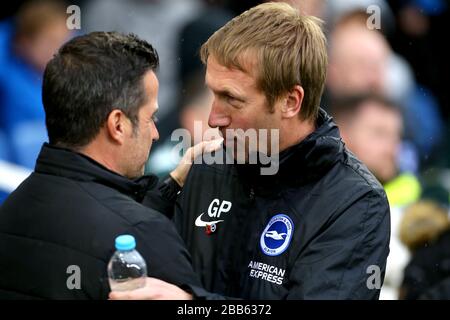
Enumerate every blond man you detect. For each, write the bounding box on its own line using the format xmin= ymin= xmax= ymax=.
xmin=111 ymin=2 xmax=390 ymax=300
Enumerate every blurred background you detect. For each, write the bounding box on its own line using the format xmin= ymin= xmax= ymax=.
xmin=0 ymin=0 xmax=449 ymax=300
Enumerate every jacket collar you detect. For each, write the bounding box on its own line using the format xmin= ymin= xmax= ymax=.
xmin=236 ymin=108 xmax=345 ymax=195
xmin=34 ymin=143 xmax=158 ymax=201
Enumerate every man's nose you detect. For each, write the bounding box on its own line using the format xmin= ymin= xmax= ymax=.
xmin=208 ymin=103 xmax=231 ymax=128
xmin=153 ymin=124 xmax=160 ymax=141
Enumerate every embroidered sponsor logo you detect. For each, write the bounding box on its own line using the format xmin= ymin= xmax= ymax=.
xmin=260 ymin=214 xmax=294 ymax=256
xmin=195 ymin=199 xmax=232 ymax=234
xmin=248 ymin=260 xmax=285 ymax=285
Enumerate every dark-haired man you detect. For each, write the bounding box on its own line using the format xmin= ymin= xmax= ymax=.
xmin=0 ymin=32 xmax=216 ymax=299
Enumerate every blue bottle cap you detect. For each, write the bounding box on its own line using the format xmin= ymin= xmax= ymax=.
xmin=115 ymin=235 xmax=136 ymax=251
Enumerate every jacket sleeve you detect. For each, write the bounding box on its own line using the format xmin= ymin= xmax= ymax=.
xmin=130 ymin=212 xmax=228 ymax=300
xmin=141 ymin=176 xmax=181 ymax=219
xmin=130 ymin=213 xmax=200 ymax=288
xmin=287 ymin=189 xmax=391 ymax=299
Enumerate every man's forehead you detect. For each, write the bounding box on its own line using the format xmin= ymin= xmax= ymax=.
xmin=207 ymin=52 xmax=257 ymax=74
xmin=144 ymin=71 xmax=159 ymax=97
xmin=205 ymin=55 xmax=258 ymax=90
xmin=145 ymin=70 xmax=158 ymax=86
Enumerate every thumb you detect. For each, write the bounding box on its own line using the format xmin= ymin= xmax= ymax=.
xmin=203 ymin=138 xmax=223 ymax=153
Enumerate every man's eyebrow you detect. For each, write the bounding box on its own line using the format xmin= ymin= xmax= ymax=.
xmin=213 ymin=89 xmax=246 ymax=102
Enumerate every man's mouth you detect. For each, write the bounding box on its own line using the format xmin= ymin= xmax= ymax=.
xmin=219 ymin=128 xmax=227 ymax=145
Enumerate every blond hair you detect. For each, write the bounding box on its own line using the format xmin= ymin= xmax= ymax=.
xmin=200 ymin=2 xmax=328 ymax=120
xmin=400 ymin=201 xmax=450 ymax=252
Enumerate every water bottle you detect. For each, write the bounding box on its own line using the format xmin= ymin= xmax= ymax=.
xmin=107 ymin=234 xmax=147 ymax=291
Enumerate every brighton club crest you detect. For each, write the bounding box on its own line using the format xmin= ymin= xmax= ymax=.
xmin=260 ymin=214 xmax=294 ymax=256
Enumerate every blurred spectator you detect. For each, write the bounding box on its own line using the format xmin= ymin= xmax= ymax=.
xmin=327 ymin=21 xmax=391 ymax=98
xmin=332 ymin=94 xmax=411 ymax=190
xmin=399 ymin=200 xmax=450 ymax=299
xmin=400 ymin=201 xmax=449 ymax=252
xmin=325 ymin=0 xmax=395 ymax=35
xmin=331 ymin=93 xmax=421 ymax=299
xmin=0 ymin=0 xmax=71 ymax=167
xmin=326 ymin=11 xmax=444 ymax=168
xmin=273 ymin=0 xmax=327 ymax=19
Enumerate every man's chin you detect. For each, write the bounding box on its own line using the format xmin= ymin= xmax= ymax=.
xmin=222 ymin=143 xmax=249 ymax=163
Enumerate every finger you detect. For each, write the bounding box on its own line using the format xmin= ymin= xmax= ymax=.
xmin=204 ymin=138 xmax=223 ymax=153
xmin=183 ymin=141 xmax=208 ymax=163
xmin=181 ymin=138 xmax=223 ymax=165
xmin=109 ymin=290 xmax=149 ymax=300
xmin=109 ymin=291 xmax=129 ymax=300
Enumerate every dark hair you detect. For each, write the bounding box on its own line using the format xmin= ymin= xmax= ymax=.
xmin=330 ymin=93 xmax=400 ymax=122
xmin=42 ymin=31 xmax=159 ymax=148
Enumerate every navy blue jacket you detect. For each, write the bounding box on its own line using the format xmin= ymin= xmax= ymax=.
xmin=0 ymin=144 xmax=201 ymax=299
xmin=175 ymin=109 xmax=391 ymax=299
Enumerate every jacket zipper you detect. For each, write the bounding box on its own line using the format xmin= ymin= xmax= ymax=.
xmin=249 ymin=188 xmax=255 ymax=201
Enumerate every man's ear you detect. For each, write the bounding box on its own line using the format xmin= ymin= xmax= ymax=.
xmin=281 ymin=85 xmax=304 ymax=119
xmin=106 ymin=109 xmax=128 ymax=144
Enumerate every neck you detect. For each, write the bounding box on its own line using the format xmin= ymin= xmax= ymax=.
xmin=78 ymin=139 xmax=123 ymax=176
xmin=279 ymin=118 xmax=316 ymax=152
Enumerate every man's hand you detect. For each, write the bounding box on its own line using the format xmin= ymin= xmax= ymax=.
xmin=170 ymin=138 xmax=223 ymax=187
xmin=108 ymin=277 xmax=193 ymax=300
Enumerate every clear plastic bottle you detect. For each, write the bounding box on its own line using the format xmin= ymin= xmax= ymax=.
xmin=107 ymin=234 xmax=147 ymax=292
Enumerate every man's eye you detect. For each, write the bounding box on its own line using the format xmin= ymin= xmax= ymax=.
xmin=151 ymin=115 xmax=159 ymax=123
xmin=226 ymin=95 xmax=236 ymax=103
xmin=226 ymin=95 xmax=240 ymax=107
